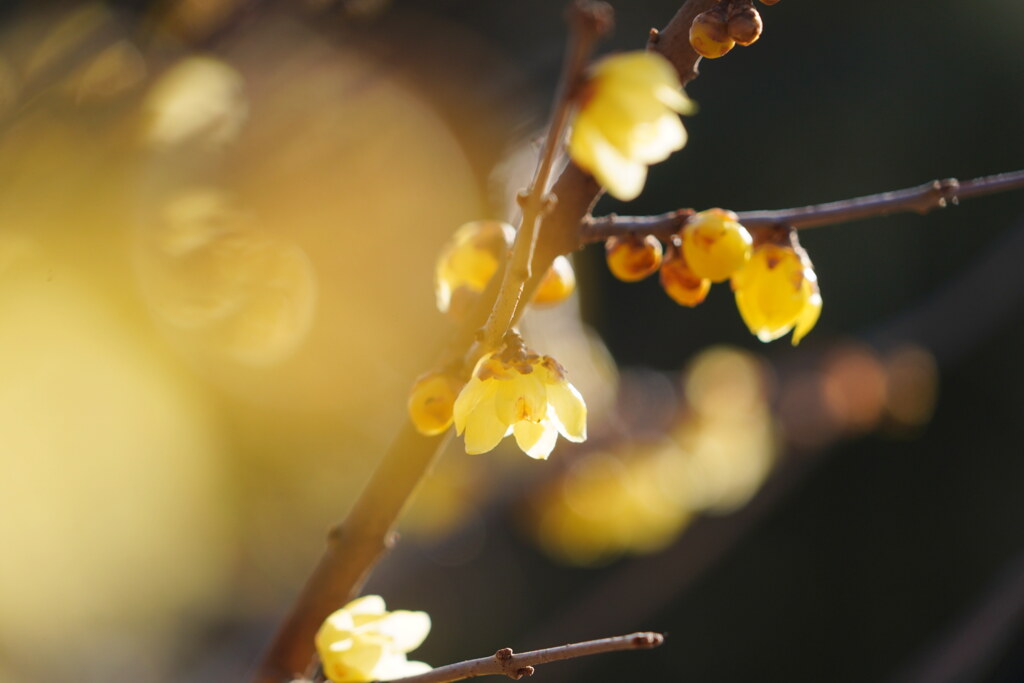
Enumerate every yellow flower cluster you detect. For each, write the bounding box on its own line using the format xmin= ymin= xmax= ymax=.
xmin=315 ymin=595 xmax=432 ymax=683
xmin=453 ymin=344 xmax=587 ymax=460
xmin=568 ymin=51 xmax=694 ymax=201
xmin=602 ymin=211 xmax=821 ymax=344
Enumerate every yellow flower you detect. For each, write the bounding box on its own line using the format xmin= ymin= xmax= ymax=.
xmin=453 ymin=346 xmax=587 ymax=459
xmin=315 ymin=595 xmax=432 ymax=683
xmin=681 ymin=208 xmax=753 ymax=282
xmin=434 ymin=220 xmax=514 ymax=317
xmin=732 ymin=243 xmax=821 ymax=345
xmin=569 ymin=51 xmax=694 ymax=201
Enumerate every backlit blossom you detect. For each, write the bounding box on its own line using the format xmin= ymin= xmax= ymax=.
xmin=732 ymin=243 xmax=821 ymax=345
xmin=568 ymin=51 xmax=694 ymax=201
xmin=315 ymin=595 xmax=432 ymax=683
xmin=453 ymin=344 xmax=587 ymax=459
xmin=434 ymin=220 xmax=514 ymax=317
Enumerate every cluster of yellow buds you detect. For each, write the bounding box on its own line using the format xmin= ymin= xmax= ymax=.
xmin=568 ymin=51 xmax=694 ymax=201
xmin=603 ymin=211 xmax=821 ymax=345
xmin=315 ymin=595 xmax=432 ymax=683
xmin=453 ymin=339 xmax=587 ymax=460
xmin=434 ymin=220 xmax=576 ymax=321
xmin=689 ymin=0 xmax=772 ymax=60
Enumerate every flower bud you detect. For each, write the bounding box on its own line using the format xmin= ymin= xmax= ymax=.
xmin=408 ymin=372 xmax=463 ymax=436
xmin=681 ymin=209 xmax=753 ymax=282
xmin=689 ymin=9 xmax=735 ymax=59
xmin=533 ymin=255 xmax=577 ymax=306
xmin=660 ymin=245 xmax=710 ymax=307
xmin=605 ymin=235 xmax=663 ymax=282
xmin=728 ymin=5 xmax=763 ymax=46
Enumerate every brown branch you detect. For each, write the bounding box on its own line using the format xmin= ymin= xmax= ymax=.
xmin=580 ymin=170 xmax=1024 ymax=243
xmin=479 ymin=1 xmax=610 ymax=351
xmin=253 ymin=2 xmax=714 ymax=680
xmin=388 ymin=632 xmax=664 ymax=683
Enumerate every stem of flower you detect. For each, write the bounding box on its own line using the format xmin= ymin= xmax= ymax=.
xmin=386 ymin=632 xmax=664 ymax=683
xmin=580 ymin=170 xmax=1024 ymax=243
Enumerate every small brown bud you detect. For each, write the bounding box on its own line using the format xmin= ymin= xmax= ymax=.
xmin=760 ymin=0 xmax=780 ymax=5
xmin=728 ymin=6 xmax=763 ymax=46
xmin=689 ymin=9 xmax=735 ymax=59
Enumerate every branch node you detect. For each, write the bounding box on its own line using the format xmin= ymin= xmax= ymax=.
xmin=648 ymin=27 xmax=660 ymax=44
xmin=632 ymin=632 xmax=665 ymax=648
xmin=513 ymin=666 xmax=535 ymax=679
xmin=495 ymin=648 xmax=514 ymax=662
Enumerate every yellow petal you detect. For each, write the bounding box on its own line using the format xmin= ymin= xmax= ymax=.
xmin=374 ymin=610 xmax=431 ymax=653
xmin=545 ymin=382 xmax=587 ymax=442
xmin=494 ymin=372 xmax=546 ymax=425
xmin=463 ymin=400 xmax=510 ymax=454
xmin=338 ymin=640 xmax=386 ymax=681
xmin=513 ymin=420 xmax=559 ymax=460
xmin=572 ymin=119 xmax=647 ymax=200
xmin=452 ymin=376 xmax=494 ymax=434
xmin=791 ymin=291 xmax=822 ymax=346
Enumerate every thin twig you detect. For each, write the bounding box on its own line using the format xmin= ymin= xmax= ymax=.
xmin=389 ymin=632 xmax=664 ymax=683
xmin=580 ymin=170 xmax=1024 ymax=243
xmin=478 ymin=1 xmax=610 ymax=351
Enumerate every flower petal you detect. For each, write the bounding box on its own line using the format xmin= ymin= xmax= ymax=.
xmin=514 ymin=420 xmax=559 ymax=460
xmin=463 ymin=398 xmax=509 ymax=454
xmin=791 ymin=291 xmax=822 ymax=346
xmin=545 ymin=381 xmax=587 ymax=442
xmin=452 ymin=376 xmax=494 ymax=434
xmin=374 ymin=610 xmax=432 ymax=653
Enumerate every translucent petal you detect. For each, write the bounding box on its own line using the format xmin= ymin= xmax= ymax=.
xmin=463 ymin=399 xmax=509 ymax=454
xmin=373 ymin=655 xmax=433 ymax=681
xmin=514 ymin=420 xmax=559 ymax=460
xmin=339 ymin=640 xmax=386 ymax=680
xmin=494 ymin=373 xmax=546 ymax=425
xmin=571 ymin=120 xmax=647 ymax=200
xmin=545 ymin=382 xmax=587 ymax=442
xmin=374 ymin=610 xmax=431 ymax=653
xmin=452 ymin=377 xmax=494 ymax=434
xmin=791 ymin=291 xmax=822 ymax=346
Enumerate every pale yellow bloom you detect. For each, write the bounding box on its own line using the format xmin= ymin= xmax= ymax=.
xmin=732 ymin=244 xmax=822 ymax=345
xmin=316 ymin=595 xmax=432 ymax=683
xmin=434 ymin=220 xmax=515 ymax=315
xmin=453 ymin=347 xmax=587 ymax=459
xmin=569 ymin=51 xmax=694 ymax=201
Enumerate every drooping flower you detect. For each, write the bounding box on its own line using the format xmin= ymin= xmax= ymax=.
xmin=568 ymin=51 xmax=694 ymax=201
xmin=434 ymin=220 xmax=515 ymax=318
xmin=532 ymin=255 xmax=577 ymax=307
xmin=732 ymin=242 xmax=821 ymax=345
xmin=453 ymin=343 xmax=587 ymax=459
xmin=315 ymin=595 xmax=432 ymax=683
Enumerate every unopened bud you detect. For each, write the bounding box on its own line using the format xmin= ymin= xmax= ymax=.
xmin=689 ymin=9 xmax=735 ymax=59
xmin=728 ymin=5 xmax=763 ymax=46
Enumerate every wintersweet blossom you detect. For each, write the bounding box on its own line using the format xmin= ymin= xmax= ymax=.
xmin=434 ymin=220 xmax=515 ymax=316
xmin=453 ymin=345 xmax=587 ymax=459
xmin=732 ymin=243 xmax=822 ymax=345
xmin=315 ymin=595 xmax=432 ymax=683
xmin=568 ymin=51 xmax=694 ymax=201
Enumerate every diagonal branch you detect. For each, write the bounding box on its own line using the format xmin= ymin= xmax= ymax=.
xmin=580 ymin=170 xmax=1024 ymax=243
xmin=388 ymin=632 xmax=664 ymax=683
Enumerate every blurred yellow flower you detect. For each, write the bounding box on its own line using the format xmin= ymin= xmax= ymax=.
xmin=434 ymin=220 xmax=514 ymax=316
xmin=569 ymin=51 xmax=693 ymax=201
xmin=453 ymin=345 xmax=586 ymax=459
xmin=315 ymin=595 xmax=432 ymax=683
xmin=407 ymin=371 xmax=463 ymax=436
xmin=732 ymin=243 xmax=821 ymax=345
